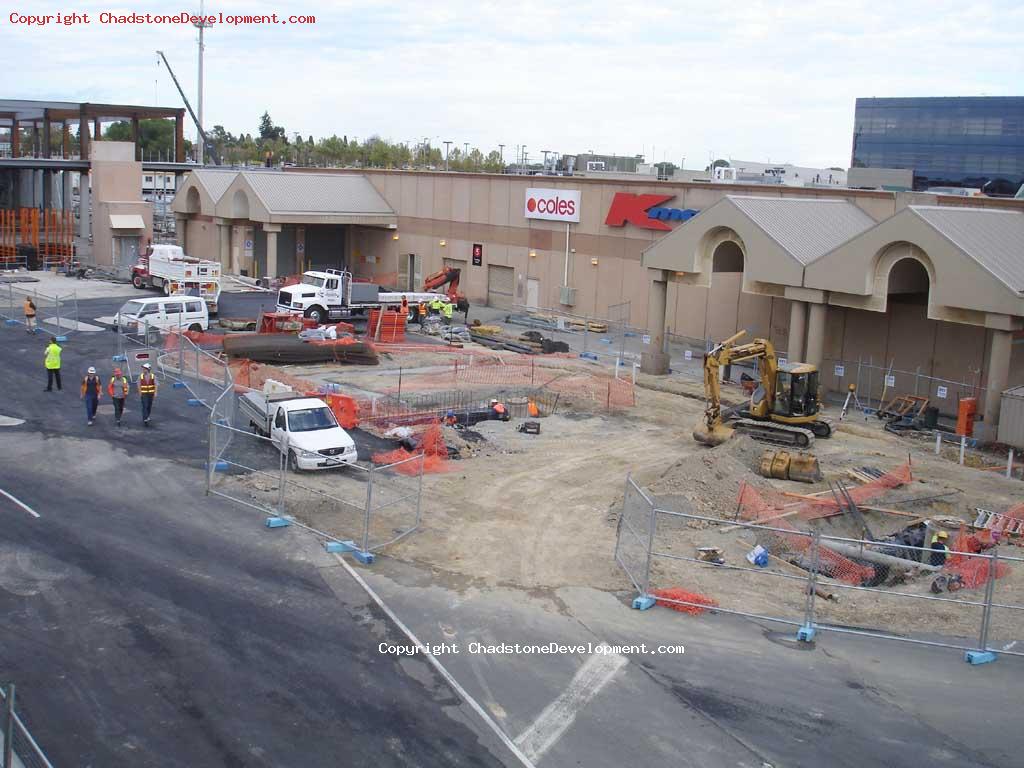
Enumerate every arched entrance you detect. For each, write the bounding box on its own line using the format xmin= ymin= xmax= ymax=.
xmin=712 ymin=240 xmax=744 ymax=273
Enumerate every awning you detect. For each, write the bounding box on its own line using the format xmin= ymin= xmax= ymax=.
xmin=109 ymin=214 xmax=145 ymax=229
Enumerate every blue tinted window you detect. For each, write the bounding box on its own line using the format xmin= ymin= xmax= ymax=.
xmin=852 ymin=97 xmax=1024 ymax=192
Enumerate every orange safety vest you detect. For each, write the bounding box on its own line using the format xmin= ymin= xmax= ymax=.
xmin=139 ymin=373 xmax=157 ymax=395
xmin=493 ymin=403 xmax=506 ymax=415
xmin=108 ymin=375 xmax=129 ymax=398
xmin=80 ymin=375 xmax=102 ymax=398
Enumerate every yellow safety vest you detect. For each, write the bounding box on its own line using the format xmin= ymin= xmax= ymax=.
xmin=45 ymin=343 xmax=62 ymax=370
xmin=442 ymin=303 xmax=453 ymax=318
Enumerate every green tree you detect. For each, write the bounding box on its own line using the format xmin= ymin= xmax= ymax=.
xmin=258 ymin=111 xmax=287 ymax=143
xmin=103 ymin=118 xmax=181 ymax=160
xmin=705 ymin=158 xmax=730 ymax=172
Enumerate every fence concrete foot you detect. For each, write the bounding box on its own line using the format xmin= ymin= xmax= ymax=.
xmin=797 ymin=623 xmax=817 ymax=642
xmin=112 ymin=354 xmax=127 ymax=362
xmin=579 ymin=352 xmax=599 ymax=361
xmin=172 ymin=381 xmax=186 ymax=389
xmin=353 ymin=550 xmax=375 ymax=564
xmin=187 ymin=398 xmax=204 ymax=406
xmin=964 ymin=650 xmax=997 ymax=665
xmin=205 ymin=460 xmax=229 ymax=471
xmin=632 ymin=595 xmax=656 ymax=610
xmin=4 ymin=319 xmax=20 ymax=326
xmin=55 ymin=335 xmax=67 ymax=342
xmin=265 ymin=516 xmax=290 ymax=528
xmin=325 ymin=540 xmax=357 ymax=553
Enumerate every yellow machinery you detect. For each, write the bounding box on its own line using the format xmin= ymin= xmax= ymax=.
xmin=694 ymin=330 xmax=832 ymax=448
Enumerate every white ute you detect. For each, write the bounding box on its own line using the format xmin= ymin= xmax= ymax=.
xmin=239 ymin=390 xmax=358 ymax=471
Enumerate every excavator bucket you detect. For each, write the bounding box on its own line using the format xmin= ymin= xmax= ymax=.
xmin=758 ymin=449 xmax=821 ymax=483
xmin=693 ymin=420 xmax=734 ymax=447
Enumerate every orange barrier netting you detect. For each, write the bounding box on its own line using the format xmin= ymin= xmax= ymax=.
xmin=372 ymin=421 xmax=451 ymax=474
xmin=650 ymin=587 xmax=719 ymax=615
xmin=946 ymin=527 xmax=1011 ymax=589
xmin=734 ymin=481 xmax=875 ymax=585
xmin=793 ymin=463 xmax=913 ymax=519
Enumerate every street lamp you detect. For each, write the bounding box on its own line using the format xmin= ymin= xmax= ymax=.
xmin=498 ymin=144 xmax=505 ymax=167
xmin=443 ymin=141 xmax=452 ymax=172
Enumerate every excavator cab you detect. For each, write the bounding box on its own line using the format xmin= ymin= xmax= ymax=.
xmin=775 ymin=365 xmax=820 ymax=418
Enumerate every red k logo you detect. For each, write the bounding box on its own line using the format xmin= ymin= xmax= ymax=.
xmin=604 ymin=193 xmax=675 ymax=231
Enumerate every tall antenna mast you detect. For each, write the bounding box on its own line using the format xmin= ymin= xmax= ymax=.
xmin=193 ymin=0 xmax=213 ymax=164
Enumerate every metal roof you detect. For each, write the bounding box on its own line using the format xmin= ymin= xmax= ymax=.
xmin=909 ymin=206 xmax=1024 ymax=294
xmin=240 ymin=171 xmax=394 ymax=215
xmin=727 ymin=196 xmax=876 ymax=265
xmin=187 ymin=168 xmax=236 ymax=203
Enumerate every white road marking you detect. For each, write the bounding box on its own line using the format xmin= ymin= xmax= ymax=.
xmin=1003 ymin=641 xmax=1017 ymax=651
xmin=0 ymin=416 xmax=25 ymax=427
xmin=0 ymin=488 xmax=40 ymax=518
xmin=331 ymin=553 xmax=536 ymax=768
xmin=514 ymin=645 xmax=628 ymax=762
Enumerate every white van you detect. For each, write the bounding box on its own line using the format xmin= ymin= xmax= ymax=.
xmin=117 ymin=296 xmax=209 ymax=334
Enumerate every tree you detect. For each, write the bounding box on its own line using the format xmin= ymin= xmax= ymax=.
xmin=258 ymin=111 xmax=287 ymax=143
xmin=705 ymin=158 xmax=730 ymax=172
xmin=103 ymin=118 xmax=180 ymax=159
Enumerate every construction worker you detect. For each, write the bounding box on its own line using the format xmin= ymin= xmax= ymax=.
xmin=428 ymin=296 xmax=445 ymax=316
xmin=80 ymin=366 xmax=102 ymax=426
xmin=44 ymin=336 xmax=62 ymax=392
xmin=108 ymin=367 xmax=130 ymax=426
xmin=930 ymin=530 xmax=950 ymax=567
xmin=441 ymin=300 xmax=454 ymax=325
xmin=400 ymin=295 xmax=409 ymax=317
xmin=138 ymin=363 xmax=157 ymax=426
xmin=490 ymin=398 xmax=508 ymax=421
xmin=417 ymin=302 xmax=427 ymax=324
xmin=23 ymin=296 xmax=36 ymax=333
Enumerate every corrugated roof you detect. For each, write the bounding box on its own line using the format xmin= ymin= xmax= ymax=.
xmin=189 ymin=169 xmax=236 ymax=203
xmin=910 ymin=206 xmax=1024 ymax=294
xmin=727 ymin=196 xmax=876 ymax=265
xmin=240 ymin=172 xmax=394 ymax=215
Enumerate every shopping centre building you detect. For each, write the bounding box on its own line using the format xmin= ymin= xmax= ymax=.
xmin=172 ymin=168 xmax=1024 ymax=437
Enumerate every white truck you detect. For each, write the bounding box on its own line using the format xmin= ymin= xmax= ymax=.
xmin=239 ymin=390 xmax=359 ymax=471
xmin=276 ymin=268 xmax=437 ymax=325
xmin=132 ymin=244 xmax=222 ymax=314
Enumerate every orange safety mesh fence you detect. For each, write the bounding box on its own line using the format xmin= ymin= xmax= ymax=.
xmin=946 ymin=527 xmax=1010 ymax=589
xmin=372 ymin=421 xmax=451 ymax=474
xmin=796 ymin=462 xmax=913 ymax=520
xmin=650 ymin=588 xmax=719 ymax=615
xmin=735 ymin=481 xmax=875 ymax=585
xmin=390 ymin=357 xmax=636 ymax=410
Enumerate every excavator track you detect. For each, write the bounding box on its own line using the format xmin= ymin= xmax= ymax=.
xmin=731 ymin=418 xmax=816 ymax=448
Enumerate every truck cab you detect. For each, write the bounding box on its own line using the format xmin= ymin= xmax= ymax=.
xmin=277 ymin=269 xmax=349 ymax=324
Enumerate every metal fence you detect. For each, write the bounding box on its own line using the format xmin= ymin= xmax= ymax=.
xmin=509 ymin=302 xmax=654 ymax=365
xmin=616 ymin=476 xmax=1024 ymax=662
xmin=207 ymin=384 xmax=425 ymax=559
xmin=1 ymin=684 xmax=54 ymax=768
xmin=0 ymin=281 xmax=79 ymax=336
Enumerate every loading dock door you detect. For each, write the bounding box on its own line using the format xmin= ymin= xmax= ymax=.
xmin=487 ymin=265 xmax=515 ymax=309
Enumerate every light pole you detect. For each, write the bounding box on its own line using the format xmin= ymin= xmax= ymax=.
xmin=521 ymin=146 xmax=527 ymax=173
xmin=193 ymin=0 xmax=213 ymax=165
xmin=498 ymin=143 xmax=505 ymax=167
xmin=443 ymin=140 xmax=452 ymax=172
xmin=542 ymin=149 xmax=554 ymax=172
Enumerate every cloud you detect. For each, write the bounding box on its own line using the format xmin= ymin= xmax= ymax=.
xmin=2 ymin=0 xmax=1021 ymax=168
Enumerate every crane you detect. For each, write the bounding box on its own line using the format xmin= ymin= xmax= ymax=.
xmin=155 ymin=50 xmax=219 ymax=165
xmin=694 ymin=330 xmax=832 ymax=448
xmin=422 ymin=266 xmax=469 ymax=315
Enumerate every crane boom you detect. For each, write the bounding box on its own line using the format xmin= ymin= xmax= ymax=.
xmin=156 ymin=50 xmax=219 ymax=165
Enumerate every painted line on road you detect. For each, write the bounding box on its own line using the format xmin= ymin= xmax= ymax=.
xmin=514 ymin=645 xmax=628 ymax=762
xmin=331 ymin=553 xmax=536 ymax=768
xmin=1003 ymin=641 xmax=1017 ymax=651
xmin=0 ymin=488 xmax=40 ymax=518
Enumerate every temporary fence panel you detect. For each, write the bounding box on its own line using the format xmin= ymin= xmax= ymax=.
xmin=208 ymin=389 xmax=288 ymax=516
xmin=280 ymin=463 xmax=374 ymax=547
xmin=364 ymin=453 xmax=425 ymax=551
xmin=617 ymin=475 xmax=1024 ymax=661
xmin=1 ymin=684 xmax=55 ymax=768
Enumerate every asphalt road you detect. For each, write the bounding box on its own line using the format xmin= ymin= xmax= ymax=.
xmin=0 ymin=320 xmax=512 ymax=767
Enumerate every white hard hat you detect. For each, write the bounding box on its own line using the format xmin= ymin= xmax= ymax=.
xmin=87 ymin=366 xmax=96 ymax=374
xmin=490 ymin=399 xmax=498 ymax=405
xmin=142 ymin=363 xmax=152 ymax=369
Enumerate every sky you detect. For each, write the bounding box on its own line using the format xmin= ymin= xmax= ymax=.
xmin=2 ymin=0 xmax=1022 ymax=168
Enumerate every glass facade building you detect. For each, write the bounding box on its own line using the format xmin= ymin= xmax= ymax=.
xmin=851 ymin=97 xmax=1024 ymax=195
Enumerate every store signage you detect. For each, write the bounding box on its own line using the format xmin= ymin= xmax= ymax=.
xmin=604 ymin=192 xmax=698 ymax=231
xmin=472 ymin=243 xmax=483 ymax=266
xmin=525 ymin=188 xmax=580 ymax=223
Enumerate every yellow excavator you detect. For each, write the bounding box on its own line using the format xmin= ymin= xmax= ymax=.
xmin=693 ymin=330 xmax=833 ymax=448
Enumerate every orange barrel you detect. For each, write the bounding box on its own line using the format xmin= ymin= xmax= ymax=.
xmin=956 ymin=397 xmax=977 ymax=437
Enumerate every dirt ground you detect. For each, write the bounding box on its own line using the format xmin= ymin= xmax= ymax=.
xmin=230 ymin=343 xmax=1024 ymax=645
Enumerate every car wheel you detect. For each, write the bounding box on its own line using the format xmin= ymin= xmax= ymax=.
xmin=162 ymin=281 xmax=171 ymax=296
xmin=189 ymin=323 xmax=202 ymax=332
xmin=132 ymin=275 xmax=144 ymax=289
xmin=288 ymin=450 xmax=300 ymax=471
xmin=305 ymin=306 xmax=325 ymax=325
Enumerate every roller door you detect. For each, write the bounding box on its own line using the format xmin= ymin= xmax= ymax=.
xmin=487 ymin=265 xmax=514 ymax=309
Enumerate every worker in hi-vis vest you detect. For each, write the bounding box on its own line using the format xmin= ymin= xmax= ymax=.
xmin=108 ymin=367 xmax=130 ymax=426
xmin=138 ymin=363 xmax=158 ymax=426
xmin=44 ymin=336 xmax=62 ymax=392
